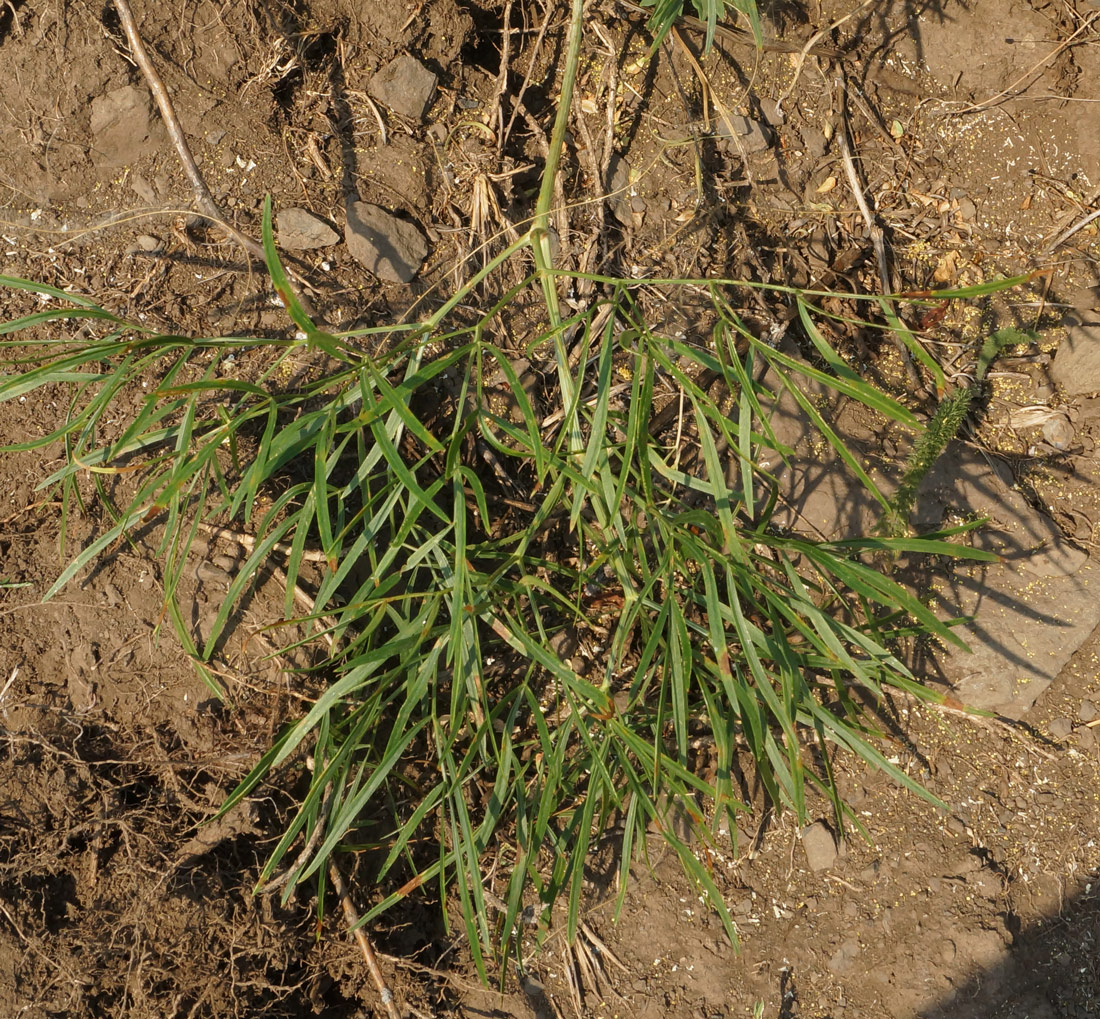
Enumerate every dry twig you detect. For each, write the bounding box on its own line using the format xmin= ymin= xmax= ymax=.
xmin=195 ymin=521 xmax=329 ymax=563
xmin=112 ymin=0 xmax=318 ymax=318
xmin=328 ymin=859 xmax=402 ymax=1019
xmin=500 ymin=0 xmax=555 ymax=152
xmin=1042 ymin=205 xmax=1100 ymax=257
xmin=947 ymin=11 xmax=1100 ymax=116
xmin=834 ymin=70 xmax=923 ymax=390
xmin=493 ymin=0 xmax=514 ymax=154
xmin=775 ymin=0 xmax=874 ymax=113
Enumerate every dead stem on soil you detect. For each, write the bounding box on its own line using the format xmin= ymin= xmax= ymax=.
xmin=499 ymin=0 xmax=555 ymax=155
xmin=945 ymin=11 xmax=1100 ymax=117
xmin=670 ymin=24 xmax=755 ymax=184
xmin=111 ymin=0 xmax=319 ymax=319
xmin=328 ymin=858 xmax=402 ymax=1019
xmin=889 ymin=687 xmax=1059 ymax=762
xmin=1042 ymin=206 xmax=1100 ymax=258
xmin=834 ymin=69 xmax=924 ymax=391
xmin=194 ymin=521 xmax=329 ymax=563
xmin=775 ymin=0 xmax=874 ymax=114
xmin=258 ymin=784 xmax=333 ymax=894
xmin=492 ymin=0 xmax=513 ymax=155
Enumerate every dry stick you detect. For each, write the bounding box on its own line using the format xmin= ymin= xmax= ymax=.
xmin=499 ymin=0 xmax=555 ymax=153
xmin=1041 ymin=206 xmax=1100 ymax=258
xmin=1041 ymin=182 xmax=1100 ymax=251
xmin=112 ymin=0 xmax=318 ymax=319
xmin=329 ymin=859 xmax=402 ymax=1019
xmin=362 ymin=91 xmax=389 ymax=146
xmin=669 ymin=25 xmax=753 ymax=183
xmin=946 ymin=10 xmax=1100 ymax=117
xmin=890 ymin=688 xmax=1058 ymax=762
xmin=493 ymin=0 xmax=514 ymax=156
xmin=592 ymin=21 xmax=619 ymax=183
xmin=835 ymin=76 xmax=891 ymax=294
xmin=775 ymin=0 xmax=874 ymax=114
xmin=258 ymin=782 xmax=334 ymax=894
xmin=195 ymin=520 xmax=329 ymax=563
xmin=834 ymin=71 xmax=923 ymax=391
xmin=571 ymin=110 xmax=605 ymax=291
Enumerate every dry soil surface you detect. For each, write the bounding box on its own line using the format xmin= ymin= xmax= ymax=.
xmin=2 ymin=1 xmax=1100 ymax=1018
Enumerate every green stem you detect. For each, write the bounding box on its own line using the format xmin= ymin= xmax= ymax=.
xmin=531 ymin=0 xmax=585 ymax=452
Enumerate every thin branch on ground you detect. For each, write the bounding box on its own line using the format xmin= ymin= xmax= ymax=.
xmin=111 ymin=0 xmax=318 ymax=318
xmin=670 ymin=25 xmax=755 ymax=184
xmin=834 ymin=69 xmax=923 ymax=390
xmin=259 ymin=783 xmax=334 ymax=893
xmin=1041 ymin=205 xmax=1100 ymax=257
xmin=499 ymin=0 xmax=555 ymax=154
xmin=492 ymin=0 xmax=513 ymax=155
xmin=775 ymin=0 xmax=874 ymax=113
xmin=195 ymin=521 xmax=329 ymax=563
xmin=946 ymin=10 xmax=1100 ymax=116
xmin=328 ymin=858 xmax=402 ymax=1019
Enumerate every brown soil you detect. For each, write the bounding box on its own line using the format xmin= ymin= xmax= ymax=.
xmin=2 ymin=1 xmax=1100 ymax=1017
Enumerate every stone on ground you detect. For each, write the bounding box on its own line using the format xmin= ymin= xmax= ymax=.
xmin=715 ymin=115 xmax=772 ymax=154
xmin=912 ymin=443 xmax=1100 ymax=718
xmin=368 ymin=55 xmax=438 ymax=120
xmin=801 ymin=821 xmax=838 ymax=871
xmin=1051 ymin=311 xmax=1100 ymax=397
xmin=760 ymin=344 xmax=1100 ymax=719
xmin=344 ymin=200 xmax=428 ymax=283
xmin=276 ymin=207 xmax=339 ymax=249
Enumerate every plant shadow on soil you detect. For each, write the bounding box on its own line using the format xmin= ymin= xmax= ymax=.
xmin=917 ymin=887 xmax=1100 ymax=1019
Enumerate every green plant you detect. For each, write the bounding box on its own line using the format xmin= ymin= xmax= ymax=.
xmin=879 ymin=324 xmax=1035 ymax=537
xmin=0 ymin=264 xmax=1006 ymax=967
xmin=0 ymin=0 xmax=1013 ymax=979
xmin=641 ymin=0 xmax=762 ymax=52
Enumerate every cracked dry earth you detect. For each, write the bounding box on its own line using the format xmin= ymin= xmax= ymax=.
xmin=2 ymin=1 xmax=1100 ymax=1017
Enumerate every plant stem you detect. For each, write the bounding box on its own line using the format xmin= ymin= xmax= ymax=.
xmin=531 ymin=0 xmax=585 ymax=453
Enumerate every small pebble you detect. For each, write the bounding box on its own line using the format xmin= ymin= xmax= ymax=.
xmin=130 ymin=175 xmax=156 ymax=204
xmin=1042 ymin=414 xmax=1075 ymax=450
xmin=759 ymin=97 xmax=784 ymax=126
xmin=136 ymin=233 xmax=162 ymax=252
xmin=1048 ymin=716 xmax=1073 ymax=739
xmin=1079 ymin=699 xmax=1098 ymax=723
xmin=801 ymin=820 xmax=838 ymax=871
